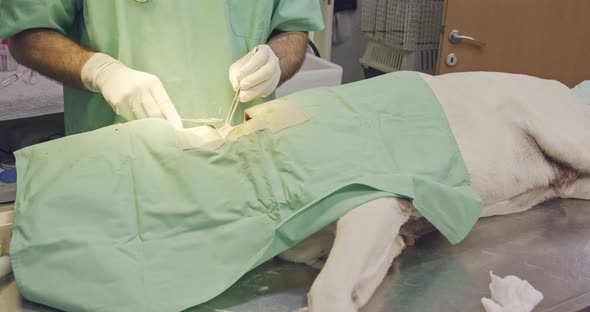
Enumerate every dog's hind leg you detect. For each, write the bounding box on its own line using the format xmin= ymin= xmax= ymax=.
xmin=563 ymin=176 xmax=590 ymax=200
xmin=306 ymin=197 xmax=411 ymax=312
xmin=524 ymin=85 xmax=590 ymax=173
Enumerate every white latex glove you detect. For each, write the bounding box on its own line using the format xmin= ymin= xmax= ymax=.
xmin=481 ymin=272 xmax=544 ymax=312
xmin=81 ymin=53 xmax=183 ymax=128
xmin=229 ymin=45 xmax=281 ymax=103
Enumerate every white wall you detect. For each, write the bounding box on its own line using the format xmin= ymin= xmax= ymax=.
xmin=330 ymin=3 xmax=368 ymax=83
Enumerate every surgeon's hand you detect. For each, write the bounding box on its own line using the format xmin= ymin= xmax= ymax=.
xmin=229 ymin=45 xmax=281 ymax=103
xmin=81 ymin=53 xmax=183 ymax=128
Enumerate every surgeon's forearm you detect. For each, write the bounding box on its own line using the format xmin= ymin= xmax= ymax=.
xmin=268 ymin=31 xmax=308 ymax=85
xmin=8 ymin=29 xmax=94 ymax=89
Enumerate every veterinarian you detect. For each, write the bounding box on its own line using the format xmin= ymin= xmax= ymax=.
xmin=1 ymin=0 xmax=323 ymax=134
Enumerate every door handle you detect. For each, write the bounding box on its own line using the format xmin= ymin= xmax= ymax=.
xmin=448 ymin=30 xmax=486 ymax=47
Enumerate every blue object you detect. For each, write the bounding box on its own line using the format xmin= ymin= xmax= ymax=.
xmin=0 ymin=168 xmax=16 ymax=184
xmin=572 ymin=81 xmax=590 ymax=104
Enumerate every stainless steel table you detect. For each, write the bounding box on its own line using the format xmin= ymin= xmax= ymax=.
xmin=1 ymin=199 xmax=589 ymax=312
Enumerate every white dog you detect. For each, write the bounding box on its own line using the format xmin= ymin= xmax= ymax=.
xmin=278 ymin=72 xmax=590 ymax=312
xmin=5 ymin=72 xmax=588 ymax=312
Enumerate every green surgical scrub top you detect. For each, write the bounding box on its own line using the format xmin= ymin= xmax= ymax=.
xmin=0 ymin=0 xmax=324 ymax=134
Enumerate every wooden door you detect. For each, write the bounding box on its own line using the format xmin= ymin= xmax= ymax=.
xmin=437 ymin=0 xmax=590 ymax=87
